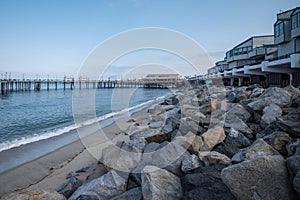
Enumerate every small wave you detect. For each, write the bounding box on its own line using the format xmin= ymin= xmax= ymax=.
xmin=0 ymin=95 xmax=167 ymax=152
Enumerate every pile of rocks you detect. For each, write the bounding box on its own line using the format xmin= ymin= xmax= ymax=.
xmin=9 ymin=84 xmax=300 ymax=200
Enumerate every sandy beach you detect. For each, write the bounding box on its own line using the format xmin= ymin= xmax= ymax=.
xmin=0 ymin=105 xmax=152 ymax=197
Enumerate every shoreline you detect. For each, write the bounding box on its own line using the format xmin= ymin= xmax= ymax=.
xmin=0 ymin=95 xmax=165 ymax=196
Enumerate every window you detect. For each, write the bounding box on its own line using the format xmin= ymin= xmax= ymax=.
xmin=274 ymin=22 xmax=284 ymax=37
xmin=291 ymin=12 xmax=300 ymax=29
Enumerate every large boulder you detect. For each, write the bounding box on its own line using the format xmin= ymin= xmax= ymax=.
xmin=218 ymin=128 xmax=251 ymax=158
xmin=178 ymin=117 xmax=200 ymax=135
xmin=225 ymin=115 xmax=254 ymax=139
xmin=278 ymin=107 xmax=300 ymax=137
xmin=181 ymin=154 xmax=202 ymax=173
xmin=69 ymin=170 xmax=128 ymax=200
xmin=57 ymin=177 xmax=82 ymax=198
xmin=2 ymin=190 xmax=66 ymax=200
xmin=263 ymin=131 xmax=291 ymax=156
xmin=100 ymin=142 xmax=142 ymax=172
xmin=247 ymin=87 xmax=292 ymax=111
xmin=174 ymin=132 xmax=203 ymax=155
xmin=226 ymin=104 xmax=251 ymax=122
xmin=293 ymin=172 xmax=300 ymax=196
xmin=131 ymin=126 xmax=170 ymax=143
xmin=199 ymin=151 xmax=231 ymax=166
xmin=286 ymin=155 xmax=300 ymax=179
xmin=181 ymin=161 xmax=234 ymax=200
xmin=261 ymin=104 xmax=282 ymax=128
xmin=231 ymin=139 xmax=280 ymax=163
xmin=221 ymin=155 xmax=295 ymax=200
xmin=200 ymin=126 xmax=226 ymax=151
xmin=111 ymin=187 xmax=142 ymax=200
xmin=142 ymin=165 xmax=182 ymax=200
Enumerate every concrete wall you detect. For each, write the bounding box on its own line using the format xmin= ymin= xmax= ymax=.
xmin=278 ymin=40 xmax=294 ymax=57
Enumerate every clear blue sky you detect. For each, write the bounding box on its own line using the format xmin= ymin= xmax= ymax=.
xmin=0 ymin=0 xmax=299 ymax=79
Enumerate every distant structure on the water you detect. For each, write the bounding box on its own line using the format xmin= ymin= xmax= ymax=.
xmin=0 ymin=73 xmax=185 ymax=95
xmin=194 ymin=7 xmax=300 ymax=87
xmin=142 ymin=74 xmax=181 ymax=88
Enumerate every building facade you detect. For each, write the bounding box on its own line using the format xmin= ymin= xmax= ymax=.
xmin=205 ymin=7 xmax=300 ymax=87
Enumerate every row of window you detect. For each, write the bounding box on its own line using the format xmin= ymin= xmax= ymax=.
xmin=292 ymin=12 xmax=300 ymax=29
xmin=227 ymin=46 xmax=253 ymax=57
xmin=275 ymin=11 xmax=300 ymax=38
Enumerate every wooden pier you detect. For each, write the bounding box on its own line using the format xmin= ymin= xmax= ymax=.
xmin=0 ymin=76 xmax=185 ymax=95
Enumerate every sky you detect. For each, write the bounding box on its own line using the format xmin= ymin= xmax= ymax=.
xmin=0 ymin=0 xmax=299 ymax=79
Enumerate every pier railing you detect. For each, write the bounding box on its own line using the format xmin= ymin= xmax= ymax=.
xmin=0 ymin=78 xmax=185 ymax=95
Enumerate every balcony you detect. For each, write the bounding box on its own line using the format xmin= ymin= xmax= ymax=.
xmin=248 ymin=47 xmax=266 ymax=58
xmin=291 ymin=26 xmax=300 ymax=38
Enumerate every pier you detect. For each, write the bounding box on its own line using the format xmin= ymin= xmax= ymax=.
xmin=0 ymin=74 xmax=185 ymax=95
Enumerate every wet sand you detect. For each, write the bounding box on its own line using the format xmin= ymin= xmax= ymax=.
xmin=0 ymin=105 xmax=152 ymax=196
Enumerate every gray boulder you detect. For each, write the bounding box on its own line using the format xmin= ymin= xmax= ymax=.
xmin=231 ymin=139 xmax=280 ymax=163
xmin=261 ymin=104 xmax=282 ymax=128
xmin=142 ymin=165 xmax=182 ymax=200
xmin=278 ymin=107 xmax=300 ymax=137
xmin=69 ymin=170 xmax=128 ymax=200
xmin=293 ymin=172 xmax=300 ymax=196
xmin=226 ymin=104 xmax=251 ymax=122
xmin=247 ymin=87 xmax=292 ymax=111
xmin=111 ymin=187 xmax=142 ymax=200
xmin=181 ymin=154 xmax=202 ymax=173
xmin=286 ymin=155 xmax=300 ymax=179
xmin=225 ymin=115 xmax=253 ymax=139
xmin=57 ymin=177 xmax=82 ymax=198
xmin=199 ymin=151 xmax=231 ymax=166
xmin=221 ymin=155 xmax=295 ymax=200
xmin=263 ymin=131 xmax=291 ymax=156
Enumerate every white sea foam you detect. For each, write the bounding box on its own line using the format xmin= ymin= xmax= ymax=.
xmin=0 ymin=95 xmax=167 ymax=152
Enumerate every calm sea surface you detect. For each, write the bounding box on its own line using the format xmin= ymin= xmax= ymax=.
xmin=0 ymin=88 xmax=171 ymax=152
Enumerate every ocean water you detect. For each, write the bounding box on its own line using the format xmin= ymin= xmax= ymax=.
xmin=0 ymin=88 xmax=171 ymax=152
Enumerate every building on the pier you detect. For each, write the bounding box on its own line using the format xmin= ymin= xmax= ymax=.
xmin=203 ymin=7 xmax=300 ymax=87
xmin=142 ymin=74 xmax=181 ymax=88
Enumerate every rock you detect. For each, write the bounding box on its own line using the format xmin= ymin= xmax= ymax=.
xmin=200 ymin=126 xmax=226 ymax=151
xmin=261 ymin=104 xmax=282 ymax=128
xmin=226 ymin=104 xmax=251 ymax=122
xmin=100 ymin=143 xmax=142 ymax=172
xmin=199 ymin=151 xmax=231 ymax=166
xmin=292 ymin=95 xmax=300 ymax=108
xmin=220 ymin=128 xmax=251 ymax=157
xmin=178 ymin=117 xmax=200 ymax=135
xmin=58 ymin=177 xmax=83 ymax=198
xmin=225 ymin=115 xmax=254 ymax=139
xmin=128 ymin=136 xmax=147 ymax=152
xmin=181 ymin=163 xmax=234 ymax=200
xmin=2 ymin=190 xmax=66 ymax=200
xmin=286 ymin=155 xmax=300 ymax=179
xmin=249 ymin=87 xmax=264 ymax=98
xmin=181 ymin=154 xmax=202 ymax=173
xmin=293 ymin=172 xmax=300 ymax=196
xmin=286 ymin=139 xmax=300 ymax=156
xmin=69 ymin=170 xmax=128 ymax=200
xmin=247 ymin=87 xmax=292 ymax=111
xmin=221 ymin=155 xmax=295 ymax=200
xmin=142 ymin=165 xmax=182 ymax=200
xmin=111 ymin=187 xmax=142 ymax=200
xmin=174 ymin=132 xmax=203 ymax=155
xmin=148 ymin=104 xmax=164 ymax=115
xmin=278 ymin=108 xmax=300 ymax=137
xmin=131 ymin=126 xmax=169 ymax=143
xmin=227 ymin=91 xmax=237 ymax=103
xmin=231 ymin=139 xmax=280 ymax=163
xmin=263 ymin=131 xmax=291 ymax=156
xmin=162 ymin=115 xmax=178 ymax=134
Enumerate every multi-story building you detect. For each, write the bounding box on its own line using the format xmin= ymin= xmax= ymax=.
xmin=205 ymin=7 xmax=300 ymax=87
